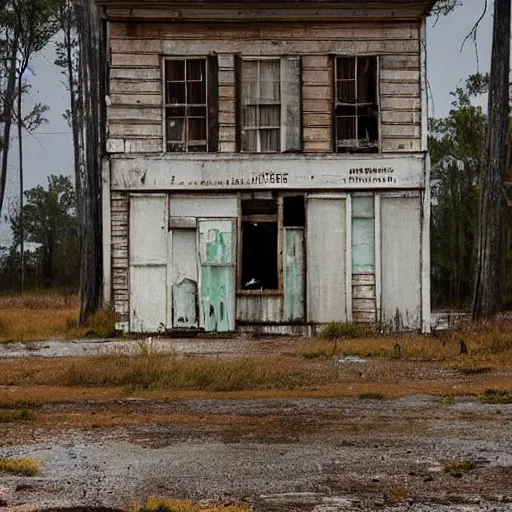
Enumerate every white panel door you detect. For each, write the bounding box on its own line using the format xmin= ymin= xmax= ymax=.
xmin=172 ymin=229 xmax=199 ymax=328
xmin=380 ymin=196 xmax=421 ymax=330
xmin=307 ymin=198 xmax=347 ymax=323
xmin=130 ymin=195 xmax=168 ymax=333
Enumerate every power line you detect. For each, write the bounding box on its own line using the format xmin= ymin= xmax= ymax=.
xmin=30 ymin=131 xmax=72 ymax=135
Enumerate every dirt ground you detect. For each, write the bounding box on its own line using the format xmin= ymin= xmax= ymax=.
xmin=1 ymin=338 xmax=512 ymax=512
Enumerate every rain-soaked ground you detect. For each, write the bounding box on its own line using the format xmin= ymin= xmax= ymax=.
xmin=0 ymin=339 xmax=511 ymax=511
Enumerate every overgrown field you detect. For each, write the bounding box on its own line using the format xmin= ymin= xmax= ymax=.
xmin=0 ymin=292 xmax=116 ymax=341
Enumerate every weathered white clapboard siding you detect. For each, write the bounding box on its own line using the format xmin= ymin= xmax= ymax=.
xmin=107 ymin=21 xmax=422 ymax=154
xmin=380 ymin=53 xmax=421 ymax=152
xmin=237 ymin=295 xmax=282 ymax=323
xmin=111 ymin=192 xmax=130 ymax=324
xmin=352 ymin=274 xmax=376 ymax=323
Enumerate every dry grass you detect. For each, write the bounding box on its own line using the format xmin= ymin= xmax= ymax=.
xmin=443 ymin=460 xmax=477 ymax=476
xmin=0 ymin=292 xmax=117 ymax=342
xmin=0 ymin=351 xmax=321 ymax=391
xmin=2 ymin=351 xmax=512 ymax=405
xmin=0 ymin=408 xmax=36 ymax=423
xmin=130 ymin=498 xmax=251 ymax=512
xmin=0 ymin=291 xmax=79 ymax=310
xmin=299 ymin=316 xmax=512 ymax=372
xmin=0 ymin=457 xmax=42 ymax=476
xmin=479 ymin=389 xmax=512 ymax=404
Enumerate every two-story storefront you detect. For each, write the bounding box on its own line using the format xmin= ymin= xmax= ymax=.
xmin=98 ymin=0 xmax=435 ymax=334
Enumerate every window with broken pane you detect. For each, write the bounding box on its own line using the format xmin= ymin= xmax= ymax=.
xmin=241 ymin=60 xmax=281 ymax=153
xmin=165 ymin=59 xmax=208 ymax=152
xmin=335 ymin=56 xmax=379 ymax=153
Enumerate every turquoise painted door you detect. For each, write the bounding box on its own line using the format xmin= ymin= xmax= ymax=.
xmin=198 ymin=220 xmax=236 ymax=332
xmin=284 ymin=228 xmax=305 ymax=321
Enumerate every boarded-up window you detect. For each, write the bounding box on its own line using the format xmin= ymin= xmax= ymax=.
xmin=239 ymin=57 xmax=301 ymax=153
xmin=335 ymin=56 xmax=379 ymax=153
xmin=165 ymin=58 xmax=218 ymax=152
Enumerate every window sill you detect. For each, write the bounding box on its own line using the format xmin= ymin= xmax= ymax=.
xmin=237 ymin=290 xmax=283 ymax=296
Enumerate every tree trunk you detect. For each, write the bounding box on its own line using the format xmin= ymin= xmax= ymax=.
xmin=472 ymin=0 xmax=511 ymax=319
xmin=74 ymin=0 xmax=105 ymax=323
xmin=0 ymin=34 xmax=18 ymax=214
xmin=17 ymin=72 xmax=25 ymax=293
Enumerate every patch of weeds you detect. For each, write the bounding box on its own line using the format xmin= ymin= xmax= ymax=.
xmin=479 ymin=389 xmax=512 ymax=404
xmin=321 ymin=322 xmax=368 ymax=341
xmin=85 ymin=307 xmax=118 ymax=338
xmin=0 ymin=457 xmax=42 ymax=476
xmin=459 ymin=367 xmax=492 ymax=375
xmin=302 ymin=348 xmax=330 ymax=360
xmin=443 ymin=460 xmax=476 ymax=477
xmin=385 ymin=489 xmax=411 ymax=503
xmin=67 ymin=308 xmax=118 ymax=338
xmin=358 ymin=392 xmax=384 ymax=400
xmin=0 ymin=408 xmax=36 ymax=423
xmin=129 ymin=497 xmax=251 ymax=512
xmin=441 ymin=396 xmax=454 ymax=405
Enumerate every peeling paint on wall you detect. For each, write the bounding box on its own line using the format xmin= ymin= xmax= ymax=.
xmin=198 ymin=220 xmax=236 ymax=332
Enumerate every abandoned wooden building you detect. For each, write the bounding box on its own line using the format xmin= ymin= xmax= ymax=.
xmin=98 ymin=0 xmax=434 ymax=334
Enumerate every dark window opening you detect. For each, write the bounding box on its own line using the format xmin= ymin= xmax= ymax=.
xmin=241 ymin=199 xmax=278 ymax=216
xmin=335 ymin=56 xmax=379 ymax=153
xmin=165 ymin=59 xmax=208 ymax=152
xmin=241 ymin=222 xmax=278 ymax=290
xmin=283 ymin=196 xmax=305 ymax=227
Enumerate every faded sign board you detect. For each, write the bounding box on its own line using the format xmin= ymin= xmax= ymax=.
xmin=111 ymin=155 xmax=425 ymax=191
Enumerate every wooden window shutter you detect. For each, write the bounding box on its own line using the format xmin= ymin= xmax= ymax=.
xmin=207 ymin=55 xmax=219 ymax=152
xmin=328 ymin=54 xmax=336 ymax=153
xmin=280 ymin=56 xmax=302 ymax=152
xmin=234 ymin=54 xmax=242 ymax=152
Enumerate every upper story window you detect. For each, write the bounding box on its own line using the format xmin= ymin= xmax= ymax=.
xmin=238 ymin=57 xmax=301 ymax=154
xmin=164 ymin=57 xmax=218 ymax=152
xmin=335 ymin=56 xmax=379 ymax=153
xmin=241 ymin=59 xmax=281 ymax=152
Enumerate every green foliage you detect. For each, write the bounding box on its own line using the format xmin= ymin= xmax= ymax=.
xmin=429 ymin=74 xmax=487 ymax=307
xmin=320 ymin=322 xmax=369 ymax=341
xmin=0 ymin=175 xmax=79 ymax=289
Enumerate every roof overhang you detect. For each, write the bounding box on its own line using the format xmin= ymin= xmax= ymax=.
xmin=97 ymin=0 xmax=438 ymax=22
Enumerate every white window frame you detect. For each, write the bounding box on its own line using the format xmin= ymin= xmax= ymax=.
xmin=240 ymin=57 xmax=282 ymax=153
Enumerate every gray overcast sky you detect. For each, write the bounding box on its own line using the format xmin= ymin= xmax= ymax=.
xmin=0 ymin=0 xmax=493 ymax=246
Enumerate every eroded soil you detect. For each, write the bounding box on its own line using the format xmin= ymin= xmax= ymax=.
xmin=0 ymin=339 xmax=511 ymax=511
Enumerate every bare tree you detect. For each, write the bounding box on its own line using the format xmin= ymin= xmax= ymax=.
xmin=472 ymin=0 xmax=511 ymax=318
xmin=5 ymin=0 xmax=59 ymax=290
xmin=0 ymin=3 xmax=18 ymax=216
xmin=55 ymin=0 xmax=83 ymax=205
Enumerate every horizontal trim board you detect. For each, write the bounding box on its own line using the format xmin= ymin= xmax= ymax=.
xmin=110 ymin=154 xmax=425 ymax=191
